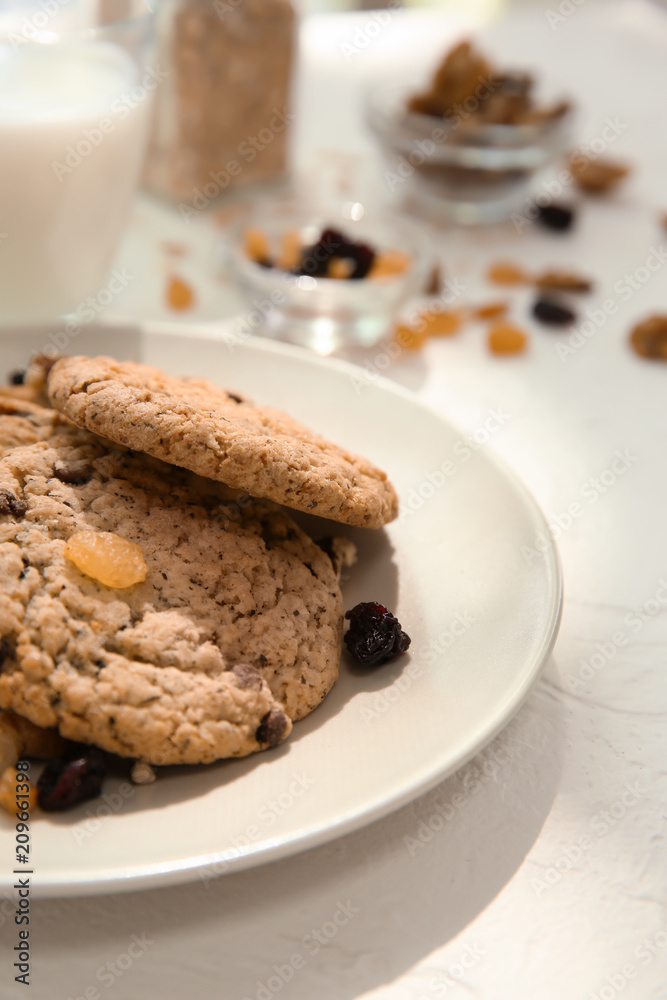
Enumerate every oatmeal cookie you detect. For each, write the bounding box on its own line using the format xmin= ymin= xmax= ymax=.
xmin=0 ymin=428 xmax=345 ymax=765
xmin=47 ymin=355 xmax=398 ymax=528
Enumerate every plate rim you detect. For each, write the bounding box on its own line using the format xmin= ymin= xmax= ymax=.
xmin=0 ymin=321 xmax=563 ymax=897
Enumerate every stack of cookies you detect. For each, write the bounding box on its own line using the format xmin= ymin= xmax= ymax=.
xmin=0 ymin=356 xmax=398 ymax=771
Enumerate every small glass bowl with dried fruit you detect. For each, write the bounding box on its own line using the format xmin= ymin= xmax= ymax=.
xmin=366 ymin=40 xmax=573 ymax=225
xmin=221 ymin=198 xmax=432 ymax=354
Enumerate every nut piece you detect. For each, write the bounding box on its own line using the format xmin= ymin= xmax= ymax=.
xmin=569 ymin=155 xmax=629 ymax=193
xmin=64 ymin=530 xmax=148 ymax=589
xmin=535 ymin=270 xmax=593 ymax=293
xmin=629 ymin=315 xmax=667 ymax=360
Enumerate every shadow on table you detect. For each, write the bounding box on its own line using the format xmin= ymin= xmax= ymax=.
xmin=34 ymin=662 xmax=565 ymax=1000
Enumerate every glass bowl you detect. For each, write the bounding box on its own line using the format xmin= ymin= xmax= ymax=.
xmin=366 ymin=83 xmax=573 ymax=225
xmin=221 ymin=198 xmax=433 ymax=354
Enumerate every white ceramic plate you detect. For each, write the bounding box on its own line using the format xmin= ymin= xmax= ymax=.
xmin=0 ymin=322 xmax=561 ymax=898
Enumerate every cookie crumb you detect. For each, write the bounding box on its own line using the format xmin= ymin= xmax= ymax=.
xmin=130 ymin=760 xmax=157 ymax=785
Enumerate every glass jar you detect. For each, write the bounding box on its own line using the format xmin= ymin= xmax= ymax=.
xmin=145 ymin=0 xmax=296 ymax=205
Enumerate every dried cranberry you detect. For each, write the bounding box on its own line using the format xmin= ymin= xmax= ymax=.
xmin=532 ymin=297 xmax=576 ymax=326
xmin=37 ymin=747 xmax=107 ymax=811
xmin=344 ymin=602 xmax=411 ymax=666
xmin=536 ymin=203 xmax=575 ymax=232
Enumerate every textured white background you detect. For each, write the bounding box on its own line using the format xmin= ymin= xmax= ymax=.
xmin=2 ymin=0 xmax=667 ymax=997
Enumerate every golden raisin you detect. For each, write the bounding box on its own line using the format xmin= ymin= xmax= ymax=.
xmin=488 ymin=321 xmax=528 ymax=355
xmin=394 ymin=323 xmax=426 ymax=351
xmin=487 ymin=261 xmax=529 ymax=286
xmin=0 ymin=766 xmax=37 ymax=815
xmin=243 ymin=226 xmax=270 ymax=263
xmin=65 ymin=531 xmax=148 ymax=588
xmin=277 ymin=229 xmax=301 ymax=271
xmin=473 ymin=301 xmax=508 ymax=320
xmin=629 ymin=315 xmax=667 ymax=360
xmin=327 ymin=257 xmax=353 ymax=279
xmin=418 ymin=307 xmax=464 ymax=337
xmin=369 ymin=250 xmax=412 ymax=280
xmin=166 ymin=275 xmax=195 ymax=311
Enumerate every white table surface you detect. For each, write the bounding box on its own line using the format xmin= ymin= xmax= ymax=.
xmin=7 ymin=1 xmax=667 ymax=997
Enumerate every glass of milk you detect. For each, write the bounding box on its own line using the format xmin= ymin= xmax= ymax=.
xmin=0 ymin=1 xmax=156 ymax=322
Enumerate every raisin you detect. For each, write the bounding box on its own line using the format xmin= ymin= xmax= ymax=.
xmin=256 ymin=710 xmax=289 ymax=747
xmin=8 ymin=369 xmax=26 ymax=386
xmin=532 ymin=297 xmax=576 ymax=326
xmin=64 ymin=530 xmax=147 ymax=588
xmin=488 ymin=321 xmax=528 ymax=355
xmin=54 ymin=461 xmax=93 ymax=485
xmin=37 ymin=748 xmax=107 ymax=811
xmin=536 ymin=204 xmax=575 ymax=232
xmin=344 ymin=602 xmax=411 ymax=666
xmin=0 ymin=488 xmax=27 ymax=517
